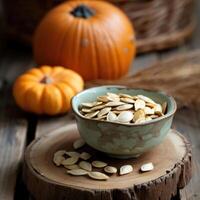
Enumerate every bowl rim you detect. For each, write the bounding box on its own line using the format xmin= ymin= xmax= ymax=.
xmin=71 ymin=85 xmax=177 ymax=126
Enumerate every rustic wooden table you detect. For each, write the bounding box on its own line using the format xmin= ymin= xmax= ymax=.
xmin=0 ymin=3 xmax=200 ymax=200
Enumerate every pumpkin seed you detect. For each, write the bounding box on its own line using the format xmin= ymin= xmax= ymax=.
xmin=140 ymin=162 xmax=154 ymax=172
xmin=135 ymin=118 xmax=146 ymax=124
xmin=105 ymin=101 xmax=125 ymax=107
xmin=81 ymin=108 xmax=92 ymax=113
xmin=79 ymin=93 xmax=166 ymax=125
xmin=133 ymin=109 xmax=145 ymax=122
xmin=65 ymin=151 xmax=80 ymax=158
xmin=85 ymin=111 xmax=99 ymax=118
xmin=143 ymin=107 xmax=154 ymax=115
xmin=145 ymin=116 xmax=152 ymax=121
xmin=107 ymin=92 xmax=119 ymax=98
xmin=162 ymin=102 xmax=167 ymax=114
xmin=53 ymin=150 xmax=66 ymax=166
xmin=135 ymin=99 xmax=145 ymax=111
xmin=90 ymin=105 xmax=105 ymax=111
xmin=146 ymin=102 xmax=156 ymax=108
xmin=154 ymin=104 xmax=162 ymax=113
xmin=88 ymin=171 xmax=109 ymax=180
xmin=67 ymin=169 xmax=88 ymax=176
xmin=94 ymin=115 xmax=107 ymax=120
xmin=118 ymin=111 xmax=133 ymax=123
xmin=61 ymin=156 xmax=79 ymax=166
xmin=150 ymin=114 xmax=159 ymax=119
xmin=115 ymin=104 xmax=133 ymax=111
xmin=73 ymin=138 xmax=85 ymax=149
xmin=120 ymin=165 xmax=133 ymax=175
xmin=119 ymin=93 xmax=133 ymax=99
xmin=107 ymin=111 xmax=117 ymax=122
xmin=92 ymin=161 xmax=108 ymax=168
xmin=120 ymin=97 xmax=135 ymax=104
xmin=97 ymin=107 xmax=111 ymax=118
xmin=97 ymin=96 xmax=109 ymax=102
xmin=107 ymin=96 xmax=120 ymax=102
xmin=79 ymin=161 xmax=92 ymax=171
xmin=138 ymin=95 xmax=156 ymax=104
xmin=81 ymin=102 xmax=102 ymax=108
xmin=104 ymin=166 xmax=117 ymax=174
xmin=79 ymin=152 xmax=92 ymax=160
xmin=64 ymin=164 xmax=80 ymax=170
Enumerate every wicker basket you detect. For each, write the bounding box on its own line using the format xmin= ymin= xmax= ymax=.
xmin=2 ymin=0 xmax=195 ymax=53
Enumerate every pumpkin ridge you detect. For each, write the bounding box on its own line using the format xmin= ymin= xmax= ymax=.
xmin=54 ymin=83 xmax=74 ymax=113
xmin=87 ymin=22 xmax=98 ymax=80
xmin=59 ymin=19 xmax=79 ymax=70
xmin=101 ymin=24 xmax=119 ymax=79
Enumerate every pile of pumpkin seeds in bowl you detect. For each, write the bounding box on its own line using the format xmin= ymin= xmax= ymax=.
xmin=79 ymin=93 xmax=167 ymax=124
xmin=53 ymin=138 xmax=154 ymax=181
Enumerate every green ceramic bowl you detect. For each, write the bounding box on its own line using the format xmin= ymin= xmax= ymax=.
xmin=71 ymin=86 xmax=177 ymax=158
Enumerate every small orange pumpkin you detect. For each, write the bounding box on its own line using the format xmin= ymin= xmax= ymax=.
xmin=13 ymin=66 xmax=84 ymax=115
xmin=34 ymin=0 xmax=136 ymax=81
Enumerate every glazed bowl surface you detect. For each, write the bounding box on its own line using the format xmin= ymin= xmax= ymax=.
xmin=71 ymin=86 xmax=177 ymax=158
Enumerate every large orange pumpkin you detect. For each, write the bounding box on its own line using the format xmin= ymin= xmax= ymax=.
xmin=34 ymin=0 xmax=136 ymax=81
xmin=13 ymin=66 xmax=84 ymax=115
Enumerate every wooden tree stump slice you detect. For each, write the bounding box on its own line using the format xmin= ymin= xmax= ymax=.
xmin=23 ymin=124 xmax=192 ymax=200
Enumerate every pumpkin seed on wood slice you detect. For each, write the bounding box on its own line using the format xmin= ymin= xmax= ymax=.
xmin=104 ymin=166 xmax=117 ymax=174
xmin=143 ymin=107 xmax=155 ymax=115
xmin=97 ymin=107 xmax=112 ymax=118
xmin=73 ymin=138 xmax=85 ymax=149
xmin=64 ymin=164 xmax=80 ymax=170
xmin=120 ymin=97 xmax=135 ymax=104
xmin=138 ymin=95 xmax=156 ymax=104
xmin=133 ymin=109 xmax=145 ymax=122
xmin=97 ymin=96 xmax=109 ymax=103
xmin=53 ymin=150 xmax=67 ymax=166
xmin=115 ymin=104 xmax=133 ymax=111
xmin=162 ymin=102 xmax=167 ymax=114
xmin=105 ymin=101 xmax=125 ymax=107
xmin=92 ymin=161 xmax=108 ymax=168
xmin=118 ymin=111 xmax=134 ymax=123
xmin=65 ymin=151 xmax=80 ymax=158
xmin=79 ymin=161 xmax=92 ymax=171
xmin=79 ymin=152 xmax=92 ymax=160
xmin=84 ymin=110 xmax=99 ymax=118
xmin=61 ymin=156 xmax=79 ymax=166
xmin=107 ymin=111 xmax=117 ymax=122
xmin=88 ymin=171 xmax=109 ymax=181
xmin=135 ymin=99 xmax=146 ymax=111
xmin=140 ymin=162 xmax=154 ymax=172
xmin=67 ymin=169 xmax=88 ymax=176
xmin=120 ymin=165 xmax=133 ymax=175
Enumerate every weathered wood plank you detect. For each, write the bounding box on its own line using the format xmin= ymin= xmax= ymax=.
xmin=0 ymin=44 xmax=33 ymax=200
xmin=0 ymin=84 xmax=27 ymax=200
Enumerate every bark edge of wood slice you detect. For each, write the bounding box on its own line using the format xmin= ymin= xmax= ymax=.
xmin=23 ymin=124 xmax=192 ymax=200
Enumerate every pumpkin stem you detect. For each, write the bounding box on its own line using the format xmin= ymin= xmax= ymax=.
xmin=70 ymin=4 xmax=95 ymax=19
xmin=40 ymin=76 xmax=52 ymax=84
